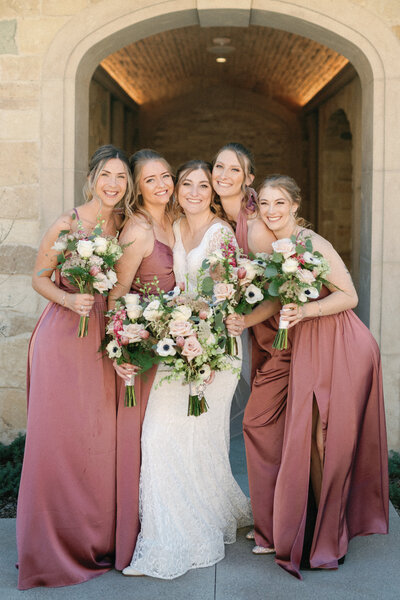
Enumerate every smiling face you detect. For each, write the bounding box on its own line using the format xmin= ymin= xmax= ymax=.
xmin=138 ymin=160 xmax=174 ymax=208
xmin=258 ymin=185 xmax=299 ymax=238
xmin=212 ymin=149 xmax=252 ymax=200
xmin=177 ymin=168 xmax=213 ymax=216
xmin=94 ymin=158 xmax=128 ymax=208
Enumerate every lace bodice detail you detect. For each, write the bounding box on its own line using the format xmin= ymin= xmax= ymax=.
xmin=173 ymin=220 xmax=237 ymax=293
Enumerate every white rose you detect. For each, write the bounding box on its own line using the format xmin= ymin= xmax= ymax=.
xmin=156 ymin=338 xmax=176 ymax=357
xmin=93 ymin=236 xmax=108 ymax=254
xmin=169 ymin=320 xmax=194 ymax=337
xmin=303 ymin=251 xmax=321 ymax=266
xmin=106 ymin=269 xmax=117 ymax=287
xmin=143 ymin=299 xmax=163 ymax=321
xmin=171 ymin=305 xmax=192 ymax=321
xmin=282 ymin=258 xmax=299 ymax=274
xmin=106 ymin=340 xmax=122 ymax=359
xmin=272 ymin=238 xmax=296 ymax=259
xmin=77 ymin=239 xmax=94 ymax=258
xmin=108 ymin=241 xmax=122 ymax=257
xmin=52 ymin=239 xmax=67 ymax=251
xmin=245 ymin=284 xmax=264 ymax=304
xmin=126 ymin=305 xmax=143 ymax=320
xmin=93 ymin=272 xmax=111 ymax=293
xmin=124 ymin=293 xmax=141 ymax=307
xmin=122 ymin=323 xmax=145 ymax=343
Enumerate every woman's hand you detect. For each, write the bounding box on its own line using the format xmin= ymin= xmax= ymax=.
xmin=281 ymin=303 xmax=305 ymax=328
xmin=65 ymin=293 xmax=95 ymax=316
xmin=113 ymin=360 xmax=139 ymax=383
xmin=225 ymin=313 xmax=246 ymax=336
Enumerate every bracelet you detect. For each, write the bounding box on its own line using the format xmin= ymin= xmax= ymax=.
xmin=61 ymin=293 xmax=66 ymax=307
xmin=317 ymin=300 xmax=322 ymax=317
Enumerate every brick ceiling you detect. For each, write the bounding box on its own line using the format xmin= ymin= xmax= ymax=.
xmin=101 ymin=26 xmax=348 ymax=110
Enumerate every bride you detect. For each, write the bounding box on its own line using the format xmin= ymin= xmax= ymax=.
xmin=123 ymin=160 xmax=252 ymax=579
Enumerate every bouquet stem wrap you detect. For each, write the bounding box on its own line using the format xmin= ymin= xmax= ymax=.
xmin=226 ymin=334 xmax=238 ymax=356
xmin=188 ymin=382 xmax=208 ymax=417
xmin=78 ymin=315 xmax=89 ymax=338
xmin=272 ymin=317 xmax=289 ymax=350
xmin=124 ymin=373 xmax=136 ymax=407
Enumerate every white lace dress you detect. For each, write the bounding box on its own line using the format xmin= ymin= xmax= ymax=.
xmin=126 ymin=221 xmax=252 ymax=579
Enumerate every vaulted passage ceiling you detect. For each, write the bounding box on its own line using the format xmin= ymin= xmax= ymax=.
xmin=101 ymin=25 xmax=348 ymax=110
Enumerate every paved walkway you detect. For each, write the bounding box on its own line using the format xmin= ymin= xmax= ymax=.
xmin=1 ymin=436 xmax=399 ymax=599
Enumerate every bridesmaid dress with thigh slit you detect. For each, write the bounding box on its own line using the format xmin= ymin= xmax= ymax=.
xmin=273 ymin=288 xmax=389 ymax=579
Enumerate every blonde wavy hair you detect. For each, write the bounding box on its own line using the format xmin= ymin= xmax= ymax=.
xmin=257 ymin=174 xmax=310 ymax=229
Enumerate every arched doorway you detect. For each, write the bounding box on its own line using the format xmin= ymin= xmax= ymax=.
xmin=39 ymin=1 xmax=400 ymax=448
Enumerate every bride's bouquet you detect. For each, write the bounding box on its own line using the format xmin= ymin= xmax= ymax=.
xmin=52 ymin=220 xmax=124 ymax=337
xmin=199 ymin=233 xmax=269 ymax=355
xmin=104 ymin=293 xmax=160 ymax=406
xmin=144 ymin=283 xmax=239 ymax=416
xmin=264 ymin=236 xmax=330 ymax=349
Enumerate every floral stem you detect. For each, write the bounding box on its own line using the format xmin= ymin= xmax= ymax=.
xmin=226 ymin=335 xmax=238 ymax=356
xmin=124 ymin=384 xmax=136 ymax=407
xmin=78 ymin=315 xmax=89 ymax=337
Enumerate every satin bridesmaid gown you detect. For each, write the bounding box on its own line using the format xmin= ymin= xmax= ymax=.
xmin=17 ymin=273 xmax=117 ymax=589
xmin=115 ymin=239 xmax=175 ymax=571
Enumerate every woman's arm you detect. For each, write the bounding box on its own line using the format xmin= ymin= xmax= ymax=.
xmin=283 ymin=233 xmax=358 ymax=327
xmin=32 ymin=213 xmax=94 ymax=315
xmin=247 ymin=217 xmax=275 ymax=255
xmin=225 ymin=298 xmax=280 ymax=336
xmin=108 ymin=220 xmax=151 ymax=310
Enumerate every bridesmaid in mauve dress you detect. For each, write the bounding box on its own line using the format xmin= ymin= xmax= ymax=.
xmin=16 ymin=145 xmax=133 ymax=589
xmin=213 ymin=143 xmax=290 ymax=554
xmin=108 ymin=149 xmax=176 ymax=571
xmin=258 ymin=175 xmax=389 ymax=579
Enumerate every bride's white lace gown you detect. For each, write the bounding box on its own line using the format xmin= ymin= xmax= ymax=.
xmin=126 ymin=221 xmax=252 ymax=579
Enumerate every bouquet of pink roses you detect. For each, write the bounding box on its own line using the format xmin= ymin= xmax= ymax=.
xmin=104 ymin=292 xmax=160 ymax=406
xmin=200 ymin=232 xmax=269 ymax=355
xmin=52 ymin=220 xmax=124 ymax=337
xmin=142 ymin=283 xmax=239 ymax=416
xmin=264 ymin=235 xmax=330 ymax=349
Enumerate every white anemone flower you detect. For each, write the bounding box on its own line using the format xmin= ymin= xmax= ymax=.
xmin=156 ymin=338 xmax=176 ymax=357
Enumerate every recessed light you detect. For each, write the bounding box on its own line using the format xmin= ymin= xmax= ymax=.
xmin=216 ymin=57 xmax=227 ymax=63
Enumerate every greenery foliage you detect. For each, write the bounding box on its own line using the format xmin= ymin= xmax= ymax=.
xmin=0 ymin=434 xmax=25 ymax=504
xmin=389 ymin=450 xmax=400 ymax=513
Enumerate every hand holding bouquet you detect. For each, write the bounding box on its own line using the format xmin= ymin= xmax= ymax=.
xmin=264 ymin=236 xmax=330 ymax=349
xmin=52 ymin=220 xmax=124 ymax=337
xmin=103 ymin=293 xmax=159 ymax=406
xmin=200 ymin=233 xmax=269 ymax=355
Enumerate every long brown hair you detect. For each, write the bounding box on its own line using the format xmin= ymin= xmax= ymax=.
xmin=257 ymin=174 xmax=310 ymax=228
xmin=174 ymin=160 xmax=223 ymax=219
xmin=124 ymin=149 xmax=174 ymax=226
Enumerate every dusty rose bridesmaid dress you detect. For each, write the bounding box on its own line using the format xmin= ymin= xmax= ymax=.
xmin=273 ymin=288 xmax=389 ymax=579
xmin=235 ymin=207 xmax=292 ymax=550
xmin=17 ymin=274 xmax=117 ymax=589
xmin=115 ymin=239 xmax=175 ymax=570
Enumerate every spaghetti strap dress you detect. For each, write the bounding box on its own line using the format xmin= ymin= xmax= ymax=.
xmin=235 ymin=207 xmax=292 ymax=549
xmin=115 ymin=239 xmax=175 ymax=570
xmin=16 ymin=213 xmax=117 ymax=590
xmin=273 ymin=287 xmax=389 ymax=579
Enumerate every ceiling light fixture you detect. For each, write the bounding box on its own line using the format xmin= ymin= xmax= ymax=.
xmin=207 ymin=37 xmax=235 ymax=64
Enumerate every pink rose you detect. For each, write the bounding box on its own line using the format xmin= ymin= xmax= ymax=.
xmin=199 ymin=310 xmax=208 ymax=320
xmin=169 ymin=320 xmax=194 ymax=337
xmin=237 ymin=267 xmax=247 ymax=280
xmin=122 ymin=323 xmax=146 ymax=343
xmin=176 ymin=336 xmax=185 ymax=348
xmin=272 ymin=238 xmax=296 ymax=259
xmin=181 ymin=335 xmax=203 ymax=362
xmin=139 ymin=329 xmax=150 ymax=339
xmin=90 ymin=265 xmax=101 ymax=276
xmin=213 ymin=282 xmax=235 ymax=303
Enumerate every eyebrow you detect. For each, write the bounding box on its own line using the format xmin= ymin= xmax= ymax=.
xmin=183 ymin=177 xmax=210 ymax=184
xmin=144 ymin=171 xmax=170 ymax=179
xmin=101 ymin=169 xmax=126 ymax=175
xmin=215 ymin=161 xmax=241 ymax=169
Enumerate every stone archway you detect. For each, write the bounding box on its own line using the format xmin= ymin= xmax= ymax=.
xmin=39 ymin=0 xmax=400 ymax=448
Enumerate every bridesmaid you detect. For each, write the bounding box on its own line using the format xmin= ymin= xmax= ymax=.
xmin=16 ymin=145 xmax=132 ymax=589
xmin=108 ymin=149 xmax=176 ymax=571
xmin=259 ymin=175 xmax=389 ymax=578
xmin=213 ymin=143 xmax=290 ymax=555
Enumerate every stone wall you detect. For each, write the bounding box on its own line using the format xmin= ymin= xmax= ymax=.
xmin=0 ymin=1 xmax=399 ymax=448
